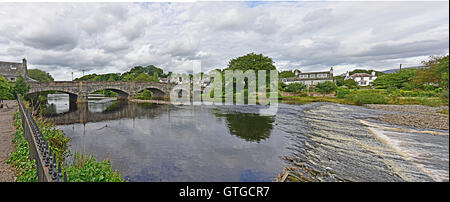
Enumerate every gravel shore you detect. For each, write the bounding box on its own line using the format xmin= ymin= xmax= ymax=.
xmin=364 ymin=104 xmax=449 ymax=130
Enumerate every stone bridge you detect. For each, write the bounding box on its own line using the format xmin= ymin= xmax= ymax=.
xmin=27 ymin=81 xmax=177 ymax=103
xmin=45 ymin=102 xmax=171 ymax=125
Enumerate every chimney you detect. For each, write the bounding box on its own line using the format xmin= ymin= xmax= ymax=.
xmin=330 ymin=67 xmax=333 ymax=77
xmin=22 ymin=58 xmax=28 ymax=77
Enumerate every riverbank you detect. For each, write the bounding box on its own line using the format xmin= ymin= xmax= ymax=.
xmin=0 ymin=100 xmax=17 ymax=182
xmin=365 ymin=104 xmax=449 ymax=130
xmin=6 ymin=97 xmax=124 ymax=182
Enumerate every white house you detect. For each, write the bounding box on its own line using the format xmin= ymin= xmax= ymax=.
xmin=344 ymin=71 xmax=377 ymax=86
xmin=280 ymin=67 xmax=334 ymax=87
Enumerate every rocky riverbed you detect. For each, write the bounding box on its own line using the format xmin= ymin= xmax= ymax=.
xmin=364 ymin=104 xmax=449 ymax=130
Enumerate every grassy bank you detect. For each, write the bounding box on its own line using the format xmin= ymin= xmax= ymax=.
xmin=281 ymin=89 xmax=448 ymax=107
xmin=7 ymin=110 xmax=124 ymax=182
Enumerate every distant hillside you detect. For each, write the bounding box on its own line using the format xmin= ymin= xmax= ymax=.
xmin=382 ymin=65 xmax=428 ymax=74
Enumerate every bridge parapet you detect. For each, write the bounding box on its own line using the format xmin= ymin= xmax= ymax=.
xmin=27 ymin=81 xmax=174 ymax=102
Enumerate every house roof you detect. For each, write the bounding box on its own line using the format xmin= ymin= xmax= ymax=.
xmin=349 ymin=73 xmax=375 ymax=78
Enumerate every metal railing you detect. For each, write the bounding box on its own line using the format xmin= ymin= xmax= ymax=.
xmin=17 ymin=95 xmax=66 ymax=182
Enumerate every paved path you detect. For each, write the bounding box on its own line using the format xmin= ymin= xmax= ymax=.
xmin=0 ymin=100 xmax=17 ymax=182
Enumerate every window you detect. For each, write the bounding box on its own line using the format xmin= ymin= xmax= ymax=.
xmin=10 ymin=77 xmax=15 ymax=81
xmin=10 ymin=65 xmax=16 ymax=70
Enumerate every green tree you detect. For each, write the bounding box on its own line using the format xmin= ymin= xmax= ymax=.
xmin=28 ymin=69 xmax=54 ymax=82
xmin=315 ymin=81 xmax=337 ymax=94
xmin=227 ymin=53 xmax=276 ymax=71
xmin=343 ymin=79 xmax=359 ymax=89
xmin=279 ymin=70 xmax=295 ymax=78
xmin=0 ymin=75 xmax=14 ymax=100
xmin=152 ymin=72 xmax=159 ymax=82
xmin=134 ymin=73 xmax=153 ymax=82
xmin=350 ymin=69 xmax=383 ymax=76
xmin=334 ymin=76 xmax=345 ymax=86
xmin=12 ymin=76 xmax=30 ymax=96
xmin=373 ymin=68 xmax=417 ymax=89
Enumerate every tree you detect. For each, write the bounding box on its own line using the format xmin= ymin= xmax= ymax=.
xmin=343 ymin=79 xmax=359 ymax=89
xmin=28 ymin=69 xmax=54 ymax=82
xmin=373 ymin=68 xmax=417 ymax=89
xmin=152 ymin=72 xmax=159 ymax=82
xmin=227 ymin=53 xmax=276 ymax=71
xmin=284 ymin=83 xmax=306 ymax=93
xmin=414 ymin=55 xmax=449 ymax=90
xmin=279 ymin=70 xmax=295 ymax=78
xmin=134 ymin=73 xmax=153 ymax=82
xmin=334 ymin=76 xmax=345 ymax=86
xmin=12 ymin=76 xmax=30 ymax=96
xmin=0 ymin=75 xmax=14 ymax=100
xmin=350 ymin=69 xmax=383 ymax=76
xmin=315 ymin=81 xmax=337 ymax=94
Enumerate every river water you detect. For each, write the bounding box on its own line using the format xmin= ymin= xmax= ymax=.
xmin=44 ymin=94 xmax=449 ymax=182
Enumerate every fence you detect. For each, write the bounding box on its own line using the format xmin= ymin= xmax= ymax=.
xmin=16 ymin=95 xmax=66 ymax=182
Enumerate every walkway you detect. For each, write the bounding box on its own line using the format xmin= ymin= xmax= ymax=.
xmin=0 ymin=100 xmax=17 ymax=182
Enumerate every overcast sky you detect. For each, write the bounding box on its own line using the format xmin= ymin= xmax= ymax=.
xmin=0 ymin=1 xmax=448 ymax=80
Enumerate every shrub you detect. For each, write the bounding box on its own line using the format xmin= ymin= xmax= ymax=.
xmin=315 ymin=81 xmax=337 ymax=94
xmin=336 ymin=87 xmax=351 ymax=99
xmin=284 ymin=83 xmax=306 ymax=93
xmin=135 ymin=89 xmax=153 ymax=100
xmin=345 ymin=90 xmax=389 ymax=105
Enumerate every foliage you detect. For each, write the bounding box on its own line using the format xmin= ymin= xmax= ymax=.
xmin=27 ymin=69 xmax=54 ymax=82
xmin=279 ymin=70 xmax=295 ymax=78
xmin=135 ymin=89 xmax=153 ymax=100
xmin=8 ymin=108 xmax=124 ymax=182
xmin=226 ymin=53 xmax=276 ymax=71
xmin=0 ymin=75 xmax=15 ymax=100
xmin=334 ymin=76 xmax=345 ymax=86
xmin=284 ymin=83 xmax=306 ymax=93
xmin=134 ymin=72 xmax=154 ymax=82
xmin=344 ymin=90 xmax=389 ymax=105
xmin=314 ymin=81 xmax=337 ymax=94
xmin=75 ymin=73 xmax=120 ymax=82
xmin=349 ymin=69 xmax=383 ymax=76
xmin=336 ymin=87 xmax=351 ymax=99
xmin=343 ymin=79 xmax=359 ymax=89
xmin=6 ymin=112 xmax=38 ymax=182
xmin=12 ymin=76 xmax=30 ymax=96
xmin=65 ymin=152 xmax=124 ymax=182
xmin=126 ymin=65 xmax=165 ymax=78
xmin=373 ymin=68 xmax=417 ymax=89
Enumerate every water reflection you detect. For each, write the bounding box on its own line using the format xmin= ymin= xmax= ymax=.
xmin=44 ymin=95 xmax=288 ymax=181
xmin=214 ymin=112 xmax=274 ymax=142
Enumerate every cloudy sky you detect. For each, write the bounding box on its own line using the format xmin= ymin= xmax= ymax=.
xmin=0 ymin=1 xmax=448 ymax=80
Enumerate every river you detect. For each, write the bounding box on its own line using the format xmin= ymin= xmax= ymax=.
xmin=44 ymin=94 xmax=449 ymax=182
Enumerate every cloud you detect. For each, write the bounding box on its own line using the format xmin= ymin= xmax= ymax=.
xmin=0 ymin=1 xmax=448 ymax=80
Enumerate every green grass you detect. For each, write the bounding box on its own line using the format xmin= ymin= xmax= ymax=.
xmin=7 ymin=111 xmax=124 ymax=182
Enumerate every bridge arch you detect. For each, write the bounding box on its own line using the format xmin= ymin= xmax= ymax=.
xmin=87 ymin=87 xmax=130 ymax=100
xmin=135 ymin=85 xmax=168 ymax=100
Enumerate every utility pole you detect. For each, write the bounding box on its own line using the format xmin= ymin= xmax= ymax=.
xmin=399 ymin=64 xmax=402 ymax=70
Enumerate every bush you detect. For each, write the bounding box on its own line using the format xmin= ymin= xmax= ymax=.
xmin=343 ymin=79 xmax=359 ymax=89
xmin=284 ymin=83 xmax=306 ymax=93
xmin=345 ymin=90 xmax=389 ymax=105
xmin=336 ymin=87 xmax=351 ymax=99
xmin=315 ymin=81 xmax=337 ymax=94
xmin=441 ymin=89 xmax=449 ymax=103
xmin=135 ymin=89 xmax=153 ymax=100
